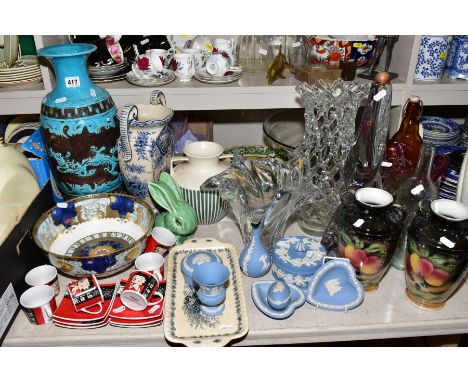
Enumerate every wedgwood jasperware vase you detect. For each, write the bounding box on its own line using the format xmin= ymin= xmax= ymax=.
xmin=38 ymin=43 xmax=123 ymax=197
xmin=239 ymin=224 xmax=271 ymax=278
xmin=171 ymin=141 xmax=230 ymax=225
xmin=405 ymin=199 xmax=468 ymax=309
xmin=118 ymin=90 xmax=174 ymax=205
xmin=337 ymin=187 xmax=405 ymax=292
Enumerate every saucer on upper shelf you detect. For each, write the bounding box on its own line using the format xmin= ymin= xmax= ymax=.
xmin=126 ymin=70 xmax=175 ymax=87
xmin=92 ymin=73 xmax=127 ymax=83
xmin=305 ymin=258 xmax=364 ymax=312
xmin=251 ymin=280 xmax=305 ymax=319
xmin=194 ymin=67 xmax=242 ymax=84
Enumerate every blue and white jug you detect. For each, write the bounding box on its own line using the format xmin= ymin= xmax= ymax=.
xmin=118 ymin=91 xmax=174 ymax=206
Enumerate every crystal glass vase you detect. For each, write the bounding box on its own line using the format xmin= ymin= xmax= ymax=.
xmin=294 ymin=79 xmax=370 ymax=234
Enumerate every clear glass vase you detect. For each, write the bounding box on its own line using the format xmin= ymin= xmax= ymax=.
xmin=294 ymin=79 xmax=370 ymax=234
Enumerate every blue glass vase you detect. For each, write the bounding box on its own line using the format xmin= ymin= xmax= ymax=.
xmin=239 ymin=224 xmax=272 ymax=277
xmin=38 ymin=43 xmax=122 ymax=197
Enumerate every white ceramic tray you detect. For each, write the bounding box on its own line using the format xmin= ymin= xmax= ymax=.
xmin=164 ymin=238 xmax=249 ymax=346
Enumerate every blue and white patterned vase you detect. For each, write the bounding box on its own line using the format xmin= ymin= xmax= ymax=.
xmin=118 ymin=90 xmax=174 ymax=206
xmin=446 ymin=35 xmax=468 ymax=80
xmin=38 ymin=43 xmax=123 ymax=198
xmin=239 ymin=224 xmax=272 ymax=278
xmin=414 ymin=36 xmax=453 ymax=81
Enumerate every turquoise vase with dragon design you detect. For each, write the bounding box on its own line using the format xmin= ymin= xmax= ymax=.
xmin=38 ymin=43 xmax=122 ymax=198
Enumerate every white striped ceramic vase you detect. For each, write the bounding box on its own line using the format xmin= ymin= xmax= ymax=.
xmin=182 ymin=188 xmax=229 ymax=225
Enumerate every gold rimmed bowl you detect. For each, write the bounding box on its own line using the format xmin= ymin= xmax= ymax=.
xmin=33 ymin=193 xmax=154 ymax=278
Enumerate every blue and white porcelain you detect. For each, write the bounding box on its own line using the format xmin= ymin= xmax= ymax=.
xmin=192 ymin=261 xmax=230 ymax=296
xmin=118 ymin=90 xmax=174 ymax=206
xmin=271 ymin=236 xmax=327 ymax=290
xmin=192 ymin=261 xmax=230 ymax=317
xmin=197 ymin=288 xmax=226 ymax=307
xmin=200 ymin=303 xmax=225 ymax=317
xmin=305 ymin=259 xmax=364 ymax=312
xmin=446 ymin=35 xmax=468 ymax=80
xmin=37 ymin=43 xmax=123 ymax=198
xmin=421 ymin=116 xmax=461 ymax=146
xmin=252 ymin=280 xmax=305 ymax=320
xmin=180 ymin=250 xmax=222 ymax=288
xmin=239 ymin=224 xmax=272 ymax=278
xmin=415 ymin=36 xmax=452 ymax=81
xmin=267 ymin=281 xmax=291 ymax=310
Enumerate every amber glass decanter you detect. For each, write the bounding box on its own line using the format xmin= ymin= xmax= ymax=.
xmin=382 ymin=96 xmax=423 ymax=195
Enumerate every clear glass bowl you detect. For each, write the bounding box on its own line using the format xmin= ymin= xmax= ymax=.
xmin=263 ymin=109 xmax=305 ymax=155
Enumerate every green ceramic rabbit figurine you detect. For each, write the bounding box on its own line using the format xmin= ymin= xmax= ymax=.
xmin=148 ymin=172 xmax=197 ymax=244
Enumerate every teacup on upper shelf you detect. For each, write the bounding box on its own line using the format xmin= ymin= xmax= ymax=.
xmin=172 ymin=52 xmax=196 ymax=81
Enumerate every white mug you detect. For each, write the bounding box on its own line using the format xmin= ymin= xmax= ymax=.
xmin=25 ymin=264 xmax=60 ymax=296
xmin=135 ymin=252 xmax=165 ymax=280
xmin=206 ymin=53 xmax=231 ymax=76
xmin=183 ymin=48 xmax=204 ymax=71
xmin=148 ymin=49 xmax=169 ymax=73
xmin=173 ymin=53 xmax=196 ymax=81
xmin=20 ymin=285 xmax=57 ymax=325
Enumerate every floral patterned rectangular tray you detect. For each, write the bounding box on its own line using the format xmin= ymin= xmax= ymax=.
xmin=164 ymin=238 xmax=249 ymax=346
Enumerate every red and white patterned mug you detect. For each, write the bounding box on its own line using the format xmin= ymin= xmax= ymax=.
xmin=20 ymin=285 xmax=57 ymax=325
xmin=120 ymin=270 xmax=163 ymax=311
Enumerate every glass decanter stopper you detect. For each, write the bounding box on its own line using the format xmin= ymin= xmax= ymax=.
xmin=392 ymin=143 xmax=438 ymax=270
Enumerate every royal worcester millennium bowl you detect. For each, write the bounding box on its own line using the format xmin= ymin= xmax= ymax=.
xmin=33 ymin=193 xmax=154 ymax=278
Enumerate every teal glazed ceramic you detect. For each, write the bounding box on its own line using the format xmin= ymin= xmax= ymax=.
xmin=38 ymin=44 xmax=123 ymax=197
xmin=251 ymin=280 xmax=305 ymax=319
xmin=305 ymin=259 xmax=364 ymax=312
xmin=271 ymin=236 xmax=327 ymax=289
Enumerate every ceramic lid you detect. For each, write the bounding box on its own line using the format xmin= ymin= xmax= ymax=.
xmin=305 ymin=259 xmax=364 ymax=312
xmin=272 ymin=236 xmax=326 ymax=275
xmin=251 ymin=280 xmax=305 ymax=320
xmin=180 ymin=250 xmax=222 ymax=278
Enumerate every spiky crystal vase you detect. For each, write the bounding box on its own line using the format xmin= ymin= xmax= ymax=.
xmin=294 ymin=79 xmax=369 ymax=234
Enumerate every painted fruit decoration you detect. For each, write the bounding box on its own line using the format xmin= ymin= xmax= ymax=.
xmin=405 ymin=236 xmax=463 ymax=303
xmin=339 ymin=232 xmax=390 ymax=287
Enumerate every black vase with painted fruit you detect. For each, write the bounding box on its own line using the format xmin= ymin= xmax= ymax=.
xmin=405 ymin=199 xmax=468 ymax=309
xmin=337 ymin=187 xmax=405 ymax=292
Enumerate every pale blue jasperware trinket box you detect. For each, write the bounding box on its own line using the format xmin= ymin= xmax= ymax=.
xmin=271 ymin=236 xmax=327 ymax=290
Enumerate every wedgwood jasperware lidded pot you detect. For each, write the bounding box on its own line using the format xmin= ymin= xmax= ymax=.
xmin=171 ymin=141 xmax=230 ymax=225
xmin=338 ymin=187 xmax=405 ymax=291
xmin=118 ymin=90 xmax=174 ymax=206
xmin=38 ymin=43 xmax=123 ymax=197
xmin=405 ymin=199 xmax=468 ymax=309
